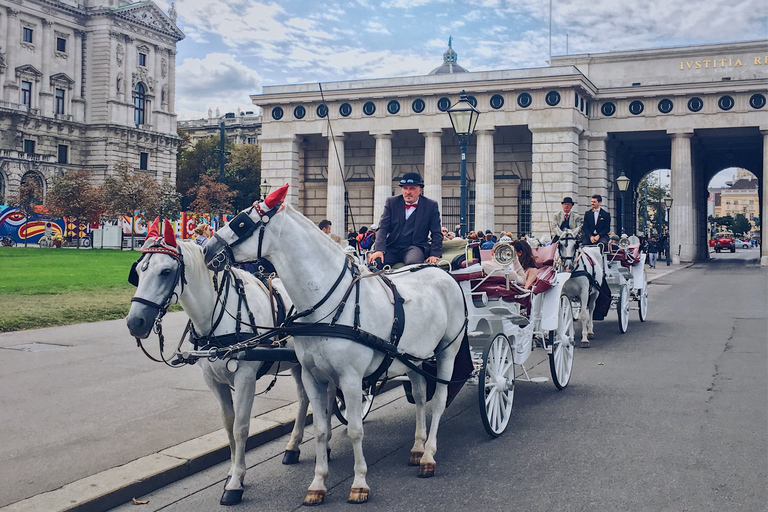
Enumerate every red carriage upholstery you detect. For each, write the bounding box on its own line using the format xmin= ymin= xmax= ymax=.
xmin=531 ymin=245 xmax=557 ymax=268
xmin=609 ymin=244 xmax=641 ymax=268
xmin=532 ymin=266 xmax=556 ymax=294
xmin=451 ymin=265 xmax=484 ymax=282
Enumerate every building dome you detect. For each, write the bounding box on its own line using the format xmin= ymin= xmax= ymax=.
xmin=429 ymin=37 xmax=468 ymax=75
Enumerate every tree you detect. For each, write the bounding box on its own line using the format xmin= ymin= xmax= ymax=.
xmin=176 ymin=130 xmax=232 ymax=208
xmin=731 ymin=213 xmax=752 ymax=237
xmin=637 ymin=173 xmax=669 ymax=235
xmin=709 ymin=215 xmax=734 ymax=232
xmin=45 ymin=169 xmax=103 ymax=248
xmin=8 ymin=179 xmax=43 ymax=247
xmin=144 ymin=179 xmax=182 ymax=229
xmin=103 ymin=162 xmax=160 ymax=250
xmin=226 ymin=143 xmax=261 ymax=211
xmin=189 ymin=174 xmax=233 ymax=220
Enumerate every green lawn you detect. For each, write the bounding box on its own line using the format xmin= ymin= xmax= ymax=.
xmin=0 ymin=247 xmax=164 ymax=332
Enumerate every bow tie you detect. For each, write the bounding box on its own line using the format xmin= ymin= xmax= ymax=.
xmin=405 ymin=203 xmax=418 ymax=210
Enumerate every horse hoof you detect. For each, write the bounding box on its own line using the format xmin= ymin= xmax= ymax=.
xmin=303 ymin=490 xmax=326 ymax=506
xmin=220 ymin=488 xmax=244 ymax=506
xmin=408 ymin=451 xmax=423 ymax=466
xmin=282 ymin=450 xmax=300 ymax=465
xmin=580 ymin=341 xmax=590 ymax=348
xmin=418 ymin=462 xmax=435 ymax=478
xmin=347 ymin=487 xmax=370 ymax=503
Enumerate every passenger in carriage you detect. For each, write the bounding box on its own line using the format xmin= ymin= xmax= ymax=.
xmin=367 ymin=172 xmax=443 ymax=268
xmin=512 ymin=240 xmax=539 ymax=290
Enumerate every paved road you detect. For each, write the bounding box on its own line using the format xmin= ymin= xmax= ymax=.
xmin=107 ymin=252 xmax=766 ymax=512
xmin=0 ymin=313 xmax=302 ymax=509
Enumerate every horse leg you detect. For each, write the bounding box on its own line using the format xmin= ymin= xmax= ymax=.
xmin=217 ymin=365 xmax=258 ymax=506
xmin=580 ymin=288 xmax=591 ymax=347
xmin=283 ymin=365 xmax=308 ymax=465
xmin=300 ymin=370 xmax=331 ymax=506
xmin=338 ymin=375 xmax=369 ymax=503
xmin=406 ymin=372 xmax=428 ymax=467
xmin=419 ymin=356 xmax=454 ymax=479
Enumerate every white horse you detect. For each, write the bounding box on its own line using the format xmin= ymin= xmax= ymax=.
xmin=125 ymin=221 xmax=311 ymax=506
xmin=557 ymin=230 xmax=604 ymax=347
xmin=204 ymin=185 xmax=467 ymax=505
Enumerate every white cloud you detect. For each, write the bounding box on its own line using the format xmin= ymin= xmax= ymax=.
xmin=365 ymin=21 xmax=391 ymax=34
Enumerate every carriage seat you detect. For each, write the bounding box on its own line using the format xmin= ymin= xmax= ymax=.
xmin=532 ymin=266 xmax=556 ymax=294
xmin=450 ymin=263 xmax=484 ymax=281
xmin=531 ymin=244 xmax=557 ymax=268
xmin=609 ymin=244 xmax=641 ymax=268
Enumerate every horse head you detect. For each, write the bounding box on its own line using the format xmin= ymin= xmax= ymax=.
xmin=203 ymin=184 xmax=289 ymax=271
xmin=557 ymin=230 xmax=580 ymax=272
xmin=126 ymin=219 xmax=185 ymax=339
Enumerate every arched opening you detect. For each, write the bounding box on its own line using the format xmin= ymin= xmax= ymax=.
xmin=634 ymin=168 xmax=671 ymax=237
xmin=133 ymin=82 xmax=146 ymax=126
xmin=707 ymin=167 xmax=760 ymax=256
xmin=20 ymin=172 xmax=45 ymax=203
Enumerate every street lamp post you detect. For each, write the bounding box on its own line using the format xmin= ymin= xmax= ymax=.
xmin=663 ymin=193 xmax=673 ymax=265
xmin=616 ymin=171 xmax=630 ymax=235
xmin=447 ymin=90 xmax=480 ymax=238
xmin=259 ymin=178 xmax=271 ymax=200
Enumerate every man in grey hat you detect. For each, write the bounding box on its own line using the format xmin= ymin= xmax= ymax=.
xmin=368 ymin=172 xmax=443 ymax=268
xmin=551 ymin=196 xmax=582 ymax=243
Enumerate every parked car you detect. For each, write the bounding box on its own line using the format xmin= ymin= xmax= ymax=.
xmin=734 ymin=238 xmax=751 ymax=249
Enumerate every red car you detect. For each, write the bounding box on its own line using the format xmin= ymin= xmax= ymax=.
xmin=713 ymin=233 xmax=736 ymax=253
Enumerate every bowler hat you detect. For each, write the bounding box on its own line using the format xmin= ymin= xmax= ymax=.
xmin=399 ymin=172 xmax=424 ymax=187
xmin=561 ymin=197 xmax=574 ymax=204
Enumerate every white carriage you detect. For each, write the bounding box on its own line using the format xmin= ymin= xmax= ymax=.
xmin=443 ymin=240 xmax=575 ymax=437
xmin=602 ymin=236 xmax=649 ymax=333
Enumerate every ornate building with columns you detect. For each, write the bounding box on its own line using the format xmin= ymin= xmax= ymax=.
xmin=254 ymin=40 xmax=767 ymax=264
xmin=0 ymin=0 xmax=183 ymax=203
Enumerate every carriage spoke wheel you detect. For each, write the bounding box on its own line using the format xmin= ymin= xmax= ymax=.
xmin=617 ymin=284 xmax=629 ymax=334
xmin=333 ymin=384 xmax=375 ymax=425
xmin=638 ymin=277 xmax=648 ymax=322
xmin=549 ymin=296 xmax=575 ymax=389
xmin=478 ymin=334 xmax=515 ymax=437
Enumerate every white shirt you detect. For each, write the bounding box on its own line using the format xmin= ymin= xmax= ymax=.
xmin=405 ymin=201 xmax=418 ymax=220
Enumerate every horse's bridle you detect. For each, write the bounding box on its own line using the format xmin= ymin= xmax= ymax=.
xmin=129 ymin=239 xmax=186 ymax=321
xmin=208 ymin=203 xmax=282 ymax=272
xmin=557 ymin=233 xmax=581 ymax=272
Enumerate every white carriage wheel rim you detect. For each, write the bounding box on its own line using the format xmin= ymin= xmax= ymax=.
xmin=619 ymin=285 xmax=629 ymax=333
xmin=552 ymin=296 xmax=574 ymax=387
xmin=639 ymin=277 xmax=648 ymax=322
xmin=482 ymin=335 xmax=514 ymax=435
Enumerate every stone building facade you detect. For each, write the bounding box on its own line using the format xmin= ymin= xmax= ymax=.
xmin=0 ymin=0 xmax=183 ymax=203
xmin=178 ymin=109 xmax=262 ymax=146
xmin=253 ymin=40 xmax=767 ymax=264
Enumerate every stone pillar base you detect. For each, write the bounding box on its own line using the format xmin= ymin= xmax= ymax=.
xmin=761 ymin=256 xmax=768 ymax=266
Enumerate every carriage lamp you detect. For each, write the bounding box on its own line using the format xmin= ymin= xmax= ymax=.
xmin=259 ymin=178 xmax=271 ymax=200
xmin=616 ymin=172 xmax=630 ymax=235
xmin=663 ymin=194 xmax=673 ymax=265
xmin=448 ymin=90 xmax=480 ymax=238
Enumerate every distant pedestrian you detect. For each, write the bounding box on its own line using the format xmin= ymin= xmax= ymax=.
xmin=647 ymin=236 xmax=659 ymax=268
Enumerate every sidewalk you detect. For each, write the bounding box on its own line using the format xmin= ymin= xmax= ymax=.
xmin=0 ymin=261 xmax=688 ymax=512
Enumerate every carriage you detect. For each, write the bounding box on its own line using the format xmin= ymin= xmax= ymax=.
xmin=602 ymin=235 xmax=649 ymax=333
xmin=442 ymin=240 xmax=575 ymax=436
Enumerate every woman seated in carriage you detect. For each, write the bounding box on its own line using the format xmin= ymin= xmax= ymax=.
xmin=480 ymin=237 xmax=538 ymax=290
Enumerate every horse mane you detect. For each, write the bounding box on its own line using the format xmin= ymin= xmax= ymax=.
xmin=177 ymin=239 xmax=268 ymax=295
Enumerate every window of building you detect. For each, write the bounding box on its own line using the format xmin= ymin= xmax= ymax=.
xmin=21 ymin=81 xmax=32 ymax=107
xmin=55 ymin=88 xmax=65 ymax=115
xmin=56 ymin=37 xmax=66 ymax=52
xmin=23 ymin=27 xmax=33 ymax=43
xmin=58 ymin=145 xmax=68 ymax=164
xmin=518 ymin=179 xmax=532 ymax=238
xmin=139 ymin=152 xmax=148 ymax=170
xmin=247 ymin=137 xmax=257 ymax=144
xmin=133 ymin=83 xmax=146 ymax=125
xmin=725 ymin=201 xmax=730 ymax=205
xmin=24 ymin=140 xmax=35 ymax=154
xmin=750 ymin=199 xmax=754 ymax=204
xmin=138 ymin=53 xmax=147 ymax=66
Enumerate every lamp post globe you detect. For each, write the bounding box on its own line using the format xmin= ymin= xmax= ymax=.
xmin=447 ymin=90 xmax=480 ymax=238
xmin=259 ymin=178 xmax=271 ymax=200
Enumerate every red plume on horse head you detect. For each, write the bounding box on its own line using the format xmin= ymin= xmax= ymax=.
xmin=163 ymin=219 xmax=177 ymax=247
xmin=264 ymin=184 xmax=289 ymax=209
xmin=145 ymin=217 xmax=160 ymax=240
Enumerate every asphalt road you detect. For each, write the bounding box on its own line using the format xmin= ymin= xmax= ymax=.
xmin=108 ymin=251 xmax=767 ymax=512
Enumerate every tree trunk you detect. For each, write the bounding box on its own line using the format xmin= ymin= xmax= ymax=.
xmin=23 ymin=217 xmax=28 ymax=247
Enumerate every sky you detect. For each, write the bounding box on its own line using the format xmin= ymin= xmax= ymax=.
xmin=157 ymin=0 xmax=766 ymax=186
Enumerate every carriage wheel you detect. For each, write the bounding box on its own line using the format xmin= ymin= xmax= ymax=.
xmin=549 ymin=296 xmax=575 ymax=389
xmin=617 ymin=284 xmax=629 ymax=334
xmin=333 ymin=383 xmax=375 ymax=425
xmin=638 ymin=278 xmax=648 ymax=322
xmin=478 ymin=334 xmax=515 ymax=437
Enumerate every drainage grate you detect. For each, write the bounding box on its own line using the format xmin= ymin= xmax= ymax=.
xmin=6 ymin=343 xmax=70 ymax=352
